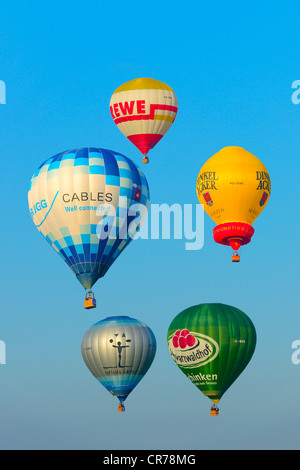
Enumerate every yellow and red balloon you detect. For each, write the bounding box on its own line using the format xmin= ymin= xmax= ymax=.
xmin=196 ymin=146 xmax=271 ymax=261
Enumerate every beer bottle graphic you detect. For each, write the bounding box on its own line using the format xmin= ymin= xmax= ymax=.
xmin=259 ymin=191 xmax=269 ymax=206
xmin=203 ymin=191 xmax=213 ymax=206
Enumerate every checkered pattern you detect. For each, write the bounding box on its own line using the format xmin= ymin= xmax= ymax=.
xmin=28 ymin=148 xmax=150 ymax=289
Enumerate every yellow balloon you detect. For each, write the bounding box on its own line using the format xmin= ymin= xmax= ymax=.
xmin=196 ymin=146 xmax=271 ymax=261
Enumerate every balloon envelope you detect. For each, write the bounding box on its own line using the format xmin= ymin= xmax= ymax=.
xmin=196 ymin=146 xmax=271 ymax=259
xmin=167 ymin=303 xmax=256 ymax=411
xmin=110 ymin=78 xmax=178 ymax=162
xmin=28 ymin=148 xmax=150 ymax=291
xmin=81 ymin=316 xmax=157 ymax=409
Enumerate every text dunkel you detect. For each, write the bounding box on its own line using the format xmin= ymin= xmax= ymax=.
xmin=197 ymin=172 xmax=218 ymax=193
xmin=256 ymin=171 xmax=271 ymax=191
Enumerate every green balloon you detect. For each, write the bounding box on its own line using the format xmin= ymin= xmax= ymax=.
xmin=167 ymin=303 xmax=256 ymax=412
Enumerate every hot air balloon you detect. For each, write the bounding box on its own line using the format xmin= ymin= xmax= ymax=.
xmin=81 ymin=316 xmax=157 ymax=412
xmin=167 ymin=303 xmax=256 ymax=415
xmin=196 ymin=146 xmax=271 ymax=262
xmin=28 ymin=148 xmax=150 ymax=309
xmin=110 ymin=77 xmax=178 ymax=163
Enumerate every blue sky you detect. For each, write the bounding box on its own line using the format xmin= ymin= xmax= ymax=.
xmin=0 ymin=0 xmax=300 ymax=450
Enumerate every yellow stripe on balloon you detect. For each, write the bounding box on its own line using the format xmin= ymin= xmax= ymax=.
xmin=113 ymin=77 xmax=174 ymax=93
xmin=153 ymin=115 xmax=175 ymax=122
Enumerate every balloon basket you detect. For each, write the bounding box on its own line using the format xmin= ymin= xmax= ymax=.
xmin=118 ymin=403 xmax=125 ymax=412
xmin=232 ymin=251 xmax=240 ymax=262
xmin=142 ymin=155 xmax=149 ymax=164
xmin=84 ymin=290 xmax=97 ymax=309
xmin=210 ymin=406 xmax=219 ymax=416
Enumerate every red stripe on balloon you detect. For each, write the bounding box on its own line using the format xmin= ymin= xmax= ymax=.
xmin=113 ymin=103 xmax=177 ymax=125
xmin=127 ymin=134 xmax=163 ymax=154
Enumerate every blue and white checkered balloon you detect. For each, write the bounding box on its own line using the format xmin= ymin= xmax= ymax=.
xmin=28 ymin=148 xmax=150 ymax=291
